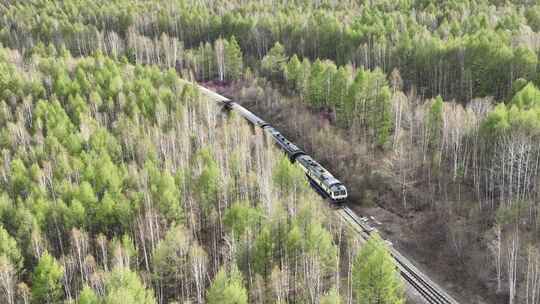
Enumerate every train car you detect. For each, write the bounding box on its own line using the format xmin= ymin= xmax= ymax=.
xmin=197 ymin=85 xmax=231 ymax=103
xmin=296 ymin=154 xmax=348 ymax=202
xmin=222 ymin=99 xmax=234 ymax=108
xmin=263 ymin=127 xmax=305 ymax=161
xmin=220 ymin=98 xmax=348 ymax=202
xmin=229 ymin=103 xmax=269 ymax=127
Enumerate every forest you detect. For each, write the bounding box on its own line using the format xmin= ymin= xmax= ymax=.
xmin=0 ymin=42 xmax=404 ymax=304
xmin=1 ymin=0 xmax=540 ymax=303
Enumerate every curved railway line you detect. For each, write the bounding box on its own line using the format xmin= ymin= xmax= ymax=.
xmin=340 ymin=207 xmax=459 ymax=304
xmin=202 ymin=85 xmax=461 ymax=304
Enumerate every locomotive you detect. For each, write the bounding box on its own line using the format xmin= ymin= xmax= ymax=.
xmin=224 ymin=100 xmax=348 ymax=202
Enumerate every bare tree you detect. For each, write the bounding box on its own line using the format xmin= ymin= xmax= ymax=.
xmin=215 ymin=38 xmax=225 ymax=82
xmin=96 ymin=234 xmax=108 ymax=272
xmin=507 ymin=227 xmax=519 ymax=304
xmin=0 ymin=256 xmax=16 ymax=304
xmin=16 ymin=283 xmax=30 ymax=304
xmin=71 ymin=229 xmax=90 ymax=284
xmin=526 ymin=246 xmax=540 ymax=304
xmin=190 ymin=245 xmax=207 ymax=304
xmin=488 ymin=224 xmax=503 ymax=293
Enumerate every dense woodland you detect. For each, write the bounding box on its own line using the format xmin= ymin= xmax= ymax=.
xmin=2 ymin=0 xmax=540 ymax=303
xmin=0 ymin=46 xmax=404 ymax=304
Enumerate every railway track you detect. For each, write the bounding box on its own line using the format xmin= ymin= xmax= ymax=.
xmin=201 ymin=85 xmax=460 ymax=304
xmin=339 ymin=206 xmax=459 ymax=304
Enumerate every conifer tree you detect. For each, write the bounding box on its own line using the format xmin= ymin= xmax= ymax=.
xmin=428 ymin=96 xmax=444 ymax=154
xmin=78 ymin=285 xmax=99 ymax=304
xmin=353 ymin=234 xmax=404 ymax=304
xmin=31 ymin=252 xmax=64 ymax=304
xmin=262 ymin=42 xmax=288 ymax=80
xmin=308 ymin=59 xmax=326 ymax=108
xmin=225 ymin=36 xmax=243 ymax=81
xmin=0 ymin=226 xmax=22 ymax=271
xmin=285 ymin=54 xmax=302 ymax=92
xmin=320 ymin=288 xmax=342 ymax=304
xmin=207 ymin=266 xmax=248 ymax=304
xmin=103 ymin=267 xmax=156 ymax=304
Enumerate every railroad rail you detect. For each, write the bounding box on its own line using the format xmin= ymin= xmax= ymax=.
xmin=339 ymin=206 xmax=460 ymax=304
xmin=201 ymin=84 xmax=460 ymax=304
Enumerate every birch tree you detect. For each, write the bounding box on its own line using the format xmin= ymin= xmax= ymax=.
xmin=215 ymin=38 xmax=226 ymax=82
xmin=0 ymin=256 xmax=16 ymax=304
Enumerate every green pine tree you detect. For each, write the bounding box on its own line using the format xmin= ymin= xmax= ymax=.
xmin=428 ymin=96 xmax=444 ymax=152
xmin=78 ymin=285 xmax=99 ymax=304
xmin=225 ymin=36 xmax=243 ymax=81
xmin=353 ymin=233 xmax=404 ymax=304
xmin=261 ymin=42 xmax=288 ymax=80
xmin=285 ymin=54 xmax=302 ymax=92
xmin=320 ymin=288 xmax=342 ymax=304
xmin=0 ymin=225 xmax=22 ymax=271
xmin=207 ymin=266 xmax=248 ymax=304
xmin=373 ymin=86 xmax=393 ymax=148
xmin=308 ymin=59 xmax=326 ymax=108
xmin=104 ymin=267 xmax=156 ymax=304
xmin=31 ymin=252 xmax=64 ymax=304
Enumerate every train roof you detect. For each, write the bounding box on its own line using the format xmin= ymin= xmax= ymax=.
xmin=265 ymin=127 xmax=304 ymax=155
xmin=296 ymin=154 xmax=344 ymax=188
xmin=196 ymin=85 xmax=231 ymax=102
xmin=230 ymin=103 xmax=268 ymax=126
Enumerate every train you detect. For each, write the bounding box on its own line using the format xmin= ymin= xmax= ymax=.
xmin=223 ymin=99 xmax=348 ymax=202
xmin=211 ymin=91 xmax=462 ymax=304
